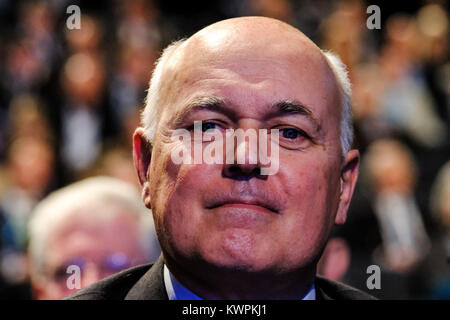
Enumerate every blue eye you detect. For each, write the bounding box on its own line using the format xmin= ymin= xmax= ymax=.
xmin=280 ymin=128 xmax=303 ymax=140
xmin=201 ymin=122 xmax=218 ymax=132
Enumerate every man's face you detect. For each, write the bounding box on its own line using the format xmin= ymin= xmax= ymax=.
xmin=135 ymin=20 xmax=358 ymax=276
xmin=36 ymin=210 xmax=147 ymax=299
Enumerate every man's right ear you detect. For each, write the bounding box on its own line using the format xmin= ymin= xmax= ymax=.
xmin=133 ymin=128 xmax=152 ymax=208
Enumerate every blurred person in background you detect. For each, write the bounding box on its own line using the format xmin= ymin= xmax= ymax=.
xmin=1 ymin=1 xmax=58 ymax=97
xmin=319 ymin=0 xmax=381 ymax=155
xmin=114 ymin=0 xmax=161 ymax=50
xmin=350 ymin=10 xmax=448 ymax=149
xmin=0 ymin=92 xmax=56 ymax=298
xmin=321 ymin=2 xmax=448 ymax=298
xmin=27 ymin=176 xmax=161 ymax=299
xmin=0 ymin=0 xmax=61 ymax=162
xmin=108 ymin=0 xmax=161 ymax=149
xmin=108 ymin=44 xmax=158 ymax=148
xmin=248 ymin=0 xmax=294 ymax=24
xmin=0 ymin=136 xmax=55 ymax=293
xmin=356 ymin=138 xmax=431 ymax=298
xmin=95 ymin=146 xmax=141 ymax=189
xmin=58 ymin=51 xmax=106 ymax=175
xmin=47 ymin=14 xmax=118 ymax=183
xmin=416 ymin=4 xmax=450 ymax=129
xmin=63 ymin=14 xmax=104 ymax=55
xmin=363 ymin=139 xmax=430 ymax=272
xmin=0 ymin=137 xmax=55 ymax=251
xmin=423 ymin=162 xmax=450 ymax=299
xmin=7 ymin=94 xmax=54 ymax=143
xmin=320 ymin=0 xmax=372 ymax=77
xmin=376 ymin=14 xmax=446 ymax=148
xmin=339 ymin=137 xmax=433 ymax=299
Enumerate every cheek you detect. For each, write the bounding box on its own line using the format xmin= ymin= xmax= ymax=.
xmin=281 ymin=154 xmax=334 ymax=202
xmin=276 ymin=154 xmax=340 ymax=263
xmin=152 ymin=157 xmax=218 ymax=255
xmin=149 ymin=144 xmax=179 ymax=220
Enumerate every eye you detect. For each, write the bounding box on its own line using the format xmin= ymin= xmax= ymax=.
xmin=104 ymin=253 xmax=130 ymax=272
xmin=274 ymin=126 xmax=312 ymax=150
xmin=279 ymin=128 xmax=308 ymax=140
xmin=187 ymin=121 xmax=224 ymax=132
xmin=201 ymin=122 xmax=220 ymax=132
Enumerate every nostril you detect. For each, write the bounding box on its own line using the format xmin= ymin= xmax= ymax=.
xmin=224 ymin=165 xmax=264 ymax=181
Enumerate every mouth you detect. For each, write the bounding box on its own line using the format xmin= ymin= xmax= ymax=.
xmin=206 ymin=198 xmax=279 ymax=214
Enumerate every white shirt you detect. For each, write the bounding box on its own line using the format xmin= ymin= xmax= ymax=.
xmin=163 ymin=264 xmax=316 ymax=300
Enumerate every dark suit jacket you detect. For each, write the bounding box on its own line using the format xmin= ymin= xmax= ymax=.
xmin=65 ymin=256 xmax=376 ymax=300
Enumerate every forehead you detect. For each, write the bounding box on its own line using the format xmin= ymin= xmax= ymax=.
xmin=158 ymin=25 xmax=340 ymax=127
xmin=46 ymin=212 xmax=141 ymax=263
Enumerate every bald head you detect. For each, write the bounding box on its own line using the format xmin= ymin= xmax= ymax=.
xmin=142 ymin=16 xmax=353 ymax=154
xmin=188 ymin=16 xmax=317 ymax=53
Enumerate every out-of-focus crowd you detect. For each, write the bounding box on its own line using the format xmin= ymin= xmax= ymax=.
xmin=0 ymin=0 xmax=448 ymax=299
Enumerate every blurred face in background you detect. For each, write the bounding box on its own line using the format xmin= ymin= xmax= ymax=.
xmin=61 ymin=52 xmax=106 ymax=106
xmin=8 ymin=137 xmax=54 ymax=197
xmin=366 ymin=140 xmax=416 ymax=195
xmin=33 ymin=207 xmax=147 ymax=299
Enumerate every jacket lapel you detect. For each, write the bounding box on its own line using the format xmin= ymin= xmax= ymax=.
xmin=315 ymin=276 xmax=333 ymax=300
xmin=125 ymin=255 xmax=168 ymax=300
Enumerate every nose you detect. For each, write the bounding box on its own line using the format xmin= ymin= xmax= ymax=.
xmin=222 ymin=128 xmax=267 ymax=181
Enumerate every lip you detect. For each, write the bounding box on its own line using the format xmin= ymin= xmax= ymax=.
xmin=218 ymin=203 xmax=275 ymax=215
xmin=207 ymin=198 xmax=279 ymax=214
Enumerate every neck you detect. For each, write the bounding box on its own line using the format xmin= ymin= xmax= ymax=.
xmin=164 ymin=254 xmax=316 ymax=300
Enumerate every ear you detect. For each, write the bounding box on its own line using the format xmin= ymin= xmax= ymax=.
xmin=334 ymin=149 xmax=360 ymax=225
xmin=133 ymin=128 xmax=152 ymax=209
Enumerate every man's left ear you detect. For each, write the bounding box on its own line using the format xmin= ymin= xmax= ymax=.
xmin=334 ymin=149 xmax=360 ymax=225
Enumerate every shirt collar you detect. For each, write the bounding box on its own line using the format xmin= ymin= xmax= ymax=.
xmin=163 ymin=264 xmax=315 ymax=300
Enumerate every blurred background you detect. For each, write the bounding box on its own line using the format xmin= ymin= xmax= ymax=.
xmin=0 ymin=0 xmax=448 ymax=299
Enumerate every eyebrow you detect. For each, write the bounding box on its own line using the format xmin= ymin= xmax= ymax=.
xmin=171 ymin=96 xmax=233 ymax=127
xmin=172 ymin=96 xmax=321 ymax=132
xmin=265 ymin=100 xmax=322 ymax=132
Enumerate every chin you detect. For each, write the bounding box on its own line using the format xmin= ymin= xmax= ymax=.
xmin=203 ymin=255 xmax=271 ymax=274
xmin=197 ymin=230 xmax=277 ymax=273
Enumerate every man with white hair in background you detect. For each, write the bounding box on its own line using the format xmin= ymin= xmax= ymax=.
xmin=28 ymin=176 xmax=161 ymax=299
xmin=68 ymin=16 xmax=374 ymax=300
